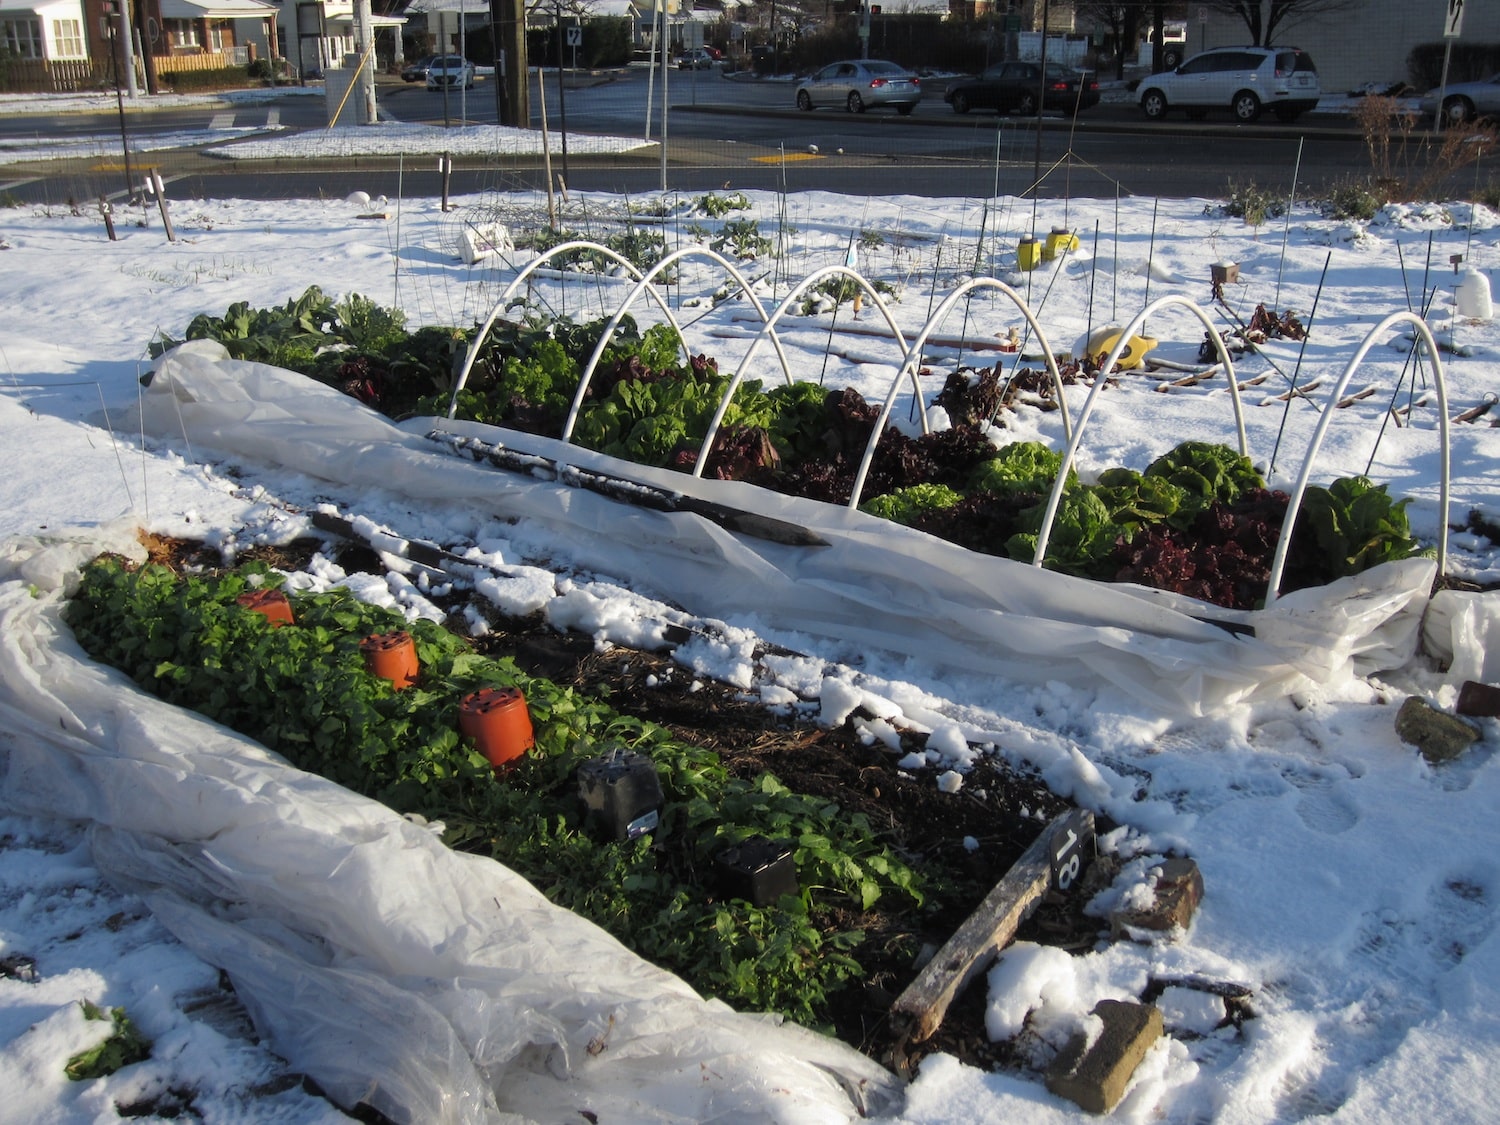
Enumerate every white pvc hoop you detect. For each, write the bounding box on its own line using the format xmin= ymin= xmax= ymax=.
xmin=847 ymin=276 xmax=1073 ymax=510
xmin=1264 ymin=309 xmax=1450 ymax=605
xmin=1031 ymin=295 xmax=1248 ymax=567
xmin=561 ymin=245 xmax=798 ymax=445
xmin=692 ymin=264 xmax=924 ymax=479
xmin=447 ymin=240 xmax=691 ymax=419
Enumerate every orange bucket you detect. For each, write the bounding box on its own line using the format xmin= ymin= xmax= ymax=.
xmin=361 ymin=631 xmax=419 ymax=690
xmin=235 ymin=587 xmax=294 ymax=628
xmin=459 ymin=687 xmax=535 ymax=769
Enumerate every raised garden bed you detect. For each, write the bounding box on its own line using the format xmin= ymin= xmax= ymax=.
xmin=65 ymin=536 xmax=1098 ymax=1070
xmin=151 ymin=289 xmax=1428 ymax=612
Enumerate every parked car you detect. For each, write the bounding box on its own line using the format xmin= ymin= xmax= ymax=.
xmin=944 ymin=62 xmax=1100 ymax=116
xmin=795 ymin=59 xmax=921 ymax=115
xmin=1136 ymin=45 xmax=1321 ymax=123
xmin=1421 ymin=74 xmax=1500 ymax=125
xmin=401 ymin=55 xmax=436 ymax=83
xmin=678 ymin=48 xmax=716 ymax=70
xmin=426 ymin=56 xmax=476 ymax=91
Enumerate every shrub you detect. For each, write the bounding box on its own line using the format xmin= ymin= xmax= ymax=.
xmin=1216 ymin=180 xmax=1285 ymax=227
xmin=1325 ymin=178 xmax=1388 ymax=221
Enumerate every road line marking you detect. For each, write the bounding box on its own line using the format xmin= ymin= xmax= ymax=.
xmin=209 ymin=112 xmax=234 ymax=129
xmin=266 ymin=108 xmax=280 ymax=127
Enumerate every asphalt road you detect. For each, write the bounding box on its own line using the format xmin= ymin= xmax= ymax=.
xmin=0 ymin=67 xmax=1423 ymax=203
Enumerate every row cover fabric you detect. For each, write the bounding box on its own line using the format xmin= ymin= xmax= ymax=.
xmin=0 ymin=527 xmax=903 ymax=1124
xmin=132 ymin=341 xmax=1437 ymax=716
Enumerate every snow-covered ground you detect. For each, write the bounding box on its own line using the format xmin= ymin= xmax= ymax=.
xmin=1 ymin=110 xmax=1498 ymax=1124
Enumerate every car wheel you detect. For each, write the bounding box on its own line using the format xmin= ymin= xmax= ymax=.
xmin=1162 ymin=48 xmax=1183 ymax=69
xmin=1232 ymin=90 xmax=1262 ymax=122
xmin=796 ymin=89 xmax=812 ymax=111
xmin=1141 ymin=90 xmax=1167 ymax=119
xmin=847 ymin=91 xmax=865 ymax=113
xmin=896 ymin=103 xmax=914 ymax=116
xmin=951 ymin=91 xmax=970 ymax=114
xmin=1018 ymin=92 xmax=1037 ymax=116
xmin=1442 ymin=96 xmax=1474 ymax=126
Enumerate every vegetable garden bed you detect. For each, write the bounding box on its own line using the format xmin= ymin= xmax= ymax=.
xmin=153 ymin=287 xmax=1428 ymax=613
xmin=64 ymin=537 xmax=1091 ymax=1070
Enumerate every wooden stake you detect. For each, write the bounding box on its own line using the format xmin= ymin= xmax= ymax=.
xmin=150 ymin=170 xmax=175 ymax=243
xmin=890 ymin=809 xmax=1093 ymax=1050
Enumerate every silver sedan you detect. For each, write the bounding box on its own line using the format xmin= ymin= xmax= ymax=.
xmin=795 ymin=59 xmax=921 ymax=115
xmin=1422 ymin=74 xmax=1500 ymax=125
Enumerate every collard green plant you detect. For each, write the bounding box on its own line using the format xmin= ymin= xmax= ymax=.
xmin=64 ymin=1002 xmax=151 ymax=1081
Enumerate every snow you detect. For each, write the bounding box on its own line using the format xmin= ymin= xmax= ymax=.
xmin=1 ymin=100 xmax=1499 ymax=1125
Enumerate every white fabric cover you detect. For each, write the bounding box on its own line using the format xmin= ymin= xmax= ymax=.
xmin=0 ymin=534 xmax=902 ymax=1124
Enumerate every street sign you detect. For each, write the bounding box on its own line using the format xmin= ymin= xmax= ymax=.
xmin=1198 ymin=6 xmax=1207 ymax=23
xmin=1445 ymin=0 xmax=1466 ymax=38
xmin=566 ymin=24 xmax=582 ymax=47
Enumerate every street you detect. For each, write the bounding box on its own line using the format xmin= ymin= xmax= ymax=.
xmin=0 ymin=67 xmax=1412 ymax=203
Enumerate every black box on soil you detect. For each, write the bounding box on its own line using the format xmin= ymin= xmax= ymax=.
xmin=577 ymin=747 xmax=664 ymax=841
xmin=715 ymin=836 xmax=798 ymax=906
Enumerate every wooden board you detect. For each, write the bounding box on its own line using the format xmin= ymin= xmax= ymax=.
xmin=889 ymin=809 xmax=1094 ymax=1047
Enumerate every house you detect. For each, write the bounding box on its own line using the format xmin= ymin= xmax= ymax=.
xmin=0 ymin=0 xmax=92 ymax=89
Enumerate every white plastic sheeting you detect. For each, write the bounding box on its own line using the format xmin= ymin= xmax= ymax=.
xmin=0 ymin=529 xmax=903 ymax=1125
xmin=130 ymin=340 xmax=1438 ymax=716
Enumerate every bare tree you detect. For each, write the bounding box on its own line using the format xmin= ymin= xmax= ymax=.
xmin=1206 ymin=0 xmax=1361 ymax=46
xmin=1076 ymin=2 xmax=1148 ymax=79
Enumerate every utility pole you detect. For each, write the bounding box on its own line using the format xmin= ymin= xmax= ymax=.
xmin=494 ymin=0 xmax=528 ymax=126
xmin=118 ymin=0 xmax=138 ymax=97
xmin=131 ymin=0 xmax=159 ymax=94
xmin=354 ymin=0 xmax=378 ymax=123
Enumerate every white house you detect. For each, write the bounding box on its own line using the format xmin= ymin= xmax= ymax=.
xmin=0 ymin=0 xmax=87 ymax=62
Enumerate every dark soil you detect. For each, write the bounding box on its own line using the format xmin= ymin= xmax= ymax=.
xmin=134 ymin=530 xmax=1114 ymax=1077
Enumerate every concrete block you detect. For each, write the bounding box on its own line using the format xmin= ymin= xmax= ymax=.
xmin=1395 ymin=696 xmax=1480 ymax=763
xmin=1046 ymin=999 xmax=1163 ymax=1114
xmin=1111 ymin=856 xmax=1203 ymax=939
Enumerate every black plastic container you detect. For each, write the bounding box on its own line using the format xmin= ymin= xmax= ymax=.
xmin=715 ymin=836 xmax=798 ymax=907
xmin=577 ymin=747 xmax=664 ymax=841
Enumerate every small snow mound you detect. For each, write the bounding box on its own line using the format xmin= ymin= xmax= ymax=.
xmin=985 ymin=942 xmax=1080 ymax=1041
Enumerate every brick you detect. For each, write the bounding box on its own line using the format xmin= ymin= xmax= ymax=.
xmin=1394 ymin=696 xmax=1480 ymax=763
xmin=1111 ymin=856 xmax=1204 ymax=940
xmin=1046 ymin=999 xmax=1164 ymax=1114
xmin=1456 ymin=680 xmax=1500 ymax=718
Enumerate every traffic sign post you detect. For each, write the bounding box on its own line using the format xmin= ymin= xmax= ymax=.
xmin=1436 ymin=0 xmax=1466 ymax=130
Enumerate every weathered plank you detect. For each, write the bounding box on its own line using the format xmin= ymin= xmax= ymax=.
xmin=889 ymin=809 xmax=1093 ymax=1046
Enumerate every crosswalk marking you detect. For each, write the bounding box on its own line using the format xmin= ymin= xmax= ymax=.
xmin=209 ymin=112 xmax=234 ymax=129
xmin=266 ymin=108 xmax=280 ymax=127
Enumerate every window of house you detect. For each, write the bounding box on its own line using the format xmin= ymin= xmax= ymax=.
xmin=52 ymin=18 xmax=84 ymax=59
xmin=166 ymin=19 xmax=201 ymax=49
xmin=2 ymin=17 xmax=43 ymax=58
xmin=208 ymin=21 xmax=229 ymax=51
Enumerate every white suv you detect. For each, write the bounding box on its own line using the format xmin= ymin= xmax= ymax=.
xmin=1137 ymin=46 xmax=1320 ymax=123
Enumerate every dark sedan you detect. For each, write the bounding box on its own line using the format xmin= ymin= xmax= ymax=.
xmin=944 ymin=62 xmax=1100 ymax=116
xmin=401 ymin=55 xmax=436 ymax=83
